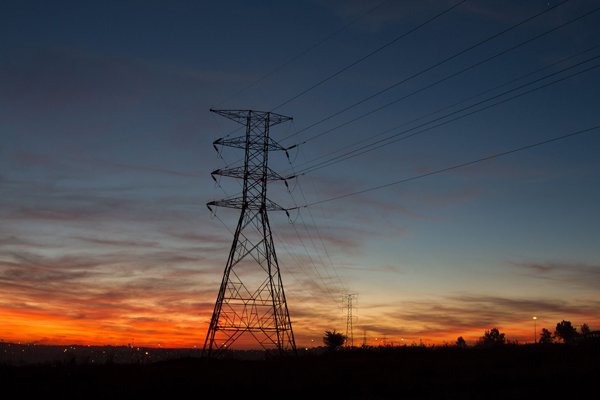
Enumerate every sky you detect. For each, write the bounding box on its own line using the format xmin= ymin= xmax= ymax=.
xmin=1 ymin=0 xmax=599 ymax=348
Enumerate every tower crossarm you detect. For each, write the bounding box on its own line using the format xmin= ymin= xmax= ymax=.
xmin=210 ymin=109 xmax=293 ymax=127
xmin=211 ymin=166 xmax=289 ymax=181
xmin=207 ymin=198 xmax=288 ymax=212
xmin=213 ymin=136 xmax=288 ymax=152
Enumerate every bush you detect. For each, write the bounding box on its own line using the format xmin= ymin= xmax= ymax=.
xmin=323 ymin=330 xmax=346 ymax=350
xmin=478 ymin=328 xmax=506 ymax=347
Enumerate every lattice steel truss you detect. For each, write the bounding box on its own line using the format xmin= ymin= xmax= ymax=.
xmin=203 ymin=109 xmax=297 ymax=356
xmin=344 ymin=293 xmax=357 ymax=347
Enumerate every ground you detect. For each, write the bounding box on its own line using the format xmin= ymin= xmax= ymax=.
xmin=1 ymin=344 xmax=598 ymax=398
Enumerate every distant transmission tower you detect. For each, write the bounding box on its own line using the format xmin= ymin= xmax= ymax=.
xmin=344 ymin=293 xmax=357 ymax=347
xmin=203 ymin=109 xmax=296 ymax=356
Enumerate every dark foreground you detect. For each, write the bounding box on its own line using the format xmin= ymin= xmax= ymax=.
xmin=2 ymin=345 xmax=598 ymax=399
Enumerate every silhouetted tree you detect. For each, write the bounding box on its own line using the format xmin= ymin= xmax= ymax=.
xmin=478 ymin=328 xmax=506 ymax=347
xmin=323 ymin=330 xmax=346 ymax=350
xmin=456 ymin=336 xmax=467 ymax=348
xmin=555 ymin=320 xmax=578 ymax=344
xmin=539 ymin=328 xmax=553 ymax=344
xmin=580 ymin=323 xmax=591 ymax=335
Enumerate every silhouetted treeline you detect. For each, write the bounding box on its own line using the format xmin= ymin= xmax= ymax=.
xmin=0 ymin=342 xmax=202 ymax=366
xmin=1 ymin=343 xmax=599 ymax=398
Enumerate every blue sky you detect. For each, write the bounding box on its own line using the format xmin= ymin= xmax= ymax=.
xmin=1 ymin=0 xmax=599 ymax=346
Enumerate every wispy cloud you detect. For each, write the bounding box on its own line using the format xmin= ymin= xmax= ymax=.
xmin=275 ymin=220 xmax=362 ymax=254
xmin=0 ymin=235 xmax=60 ymax=248
xmin=163 ymin=230 xmax=230 ymax=246
xmin=316 ymin=0 xmax=458 ymax=32
xmin=9 ymin=150 xmax=204 ymax=182
xmin=72 ymin=155 xmax=205 ymax=179
xmin=513 ymin=260 xmax=600 ymax=289
xmin=316 ymin=0 xmax=538 ymax=34
xmin=331 ymin=292 xmax=600 ymax=345
xmin=72 ymin=236 xmax=159 ymax=248
xmin=0 ymin=249 xmax=221 ymax=346
xmin=0 ymin=46 xmax=242 ymax=114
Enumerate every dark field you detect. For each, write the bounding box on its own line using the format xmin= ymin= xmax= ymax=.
xmin=1 ymin=344 xmax=598 ymax=399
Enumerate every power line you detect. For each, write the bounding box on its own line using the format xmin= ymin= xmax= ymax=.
xmin=280 ymin=0 xmax=571 ymax=142
xmin=210 ymin=176 xmax=326 ymax=300
xmin=288 ymin=220 xmax=343 ymax=303
xmin=284 ymin=159 xmax=347 ymax=294
xmin=282 ymin=128 xmax=345 ymax=291
xmin=215 ymin=0 xmax=391 ymax=107
xmin=294 ymin=56 xmax=600 ymax=176
xmin=271 ymin=0 xmax=468 ymax=112
xmin=218 ymin=1 xmax=579 ymax=167
xmin=291 ymin=43 xmax=600 ymax=172
xmin=211 ymin=136 xmax=344 ymax=306
xmin=274 ymin=229 xmax=341 ymax=304
xmin=289 ymin=124 xmax=600 ymax=209
xmin=281 ymin=159 xmax=345 ymax=300
xmin=295 ymin=4 xmax=599 ymax=146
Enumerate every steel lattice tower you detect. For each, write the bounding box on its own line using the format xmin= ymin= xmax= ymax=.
xmin=344 ymin=293 xmax=357 ymax=347
xmin=203 ymin=109 xmax=296 ymax=356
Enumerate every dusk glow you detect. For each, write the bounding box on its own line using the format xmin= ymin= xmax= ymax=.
xmin=1 ymin=0 xmax=599 ymax=350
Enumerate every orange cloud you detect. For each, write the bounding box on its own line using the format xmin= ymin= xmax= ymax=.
xmin=2 ymin=247 xmax=598 ymax=349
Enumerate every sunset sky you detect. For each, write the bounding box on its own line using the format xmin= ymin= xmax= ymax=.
xmin=1 ymin=0 xmax=599 ymax=348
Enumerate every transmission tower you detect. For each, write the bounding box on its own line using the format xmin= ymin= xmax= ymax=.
xmin=344 ymin=293 xmax=357 ymax=347
xmin=203 ymin=109 xmax=297 ymax=356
